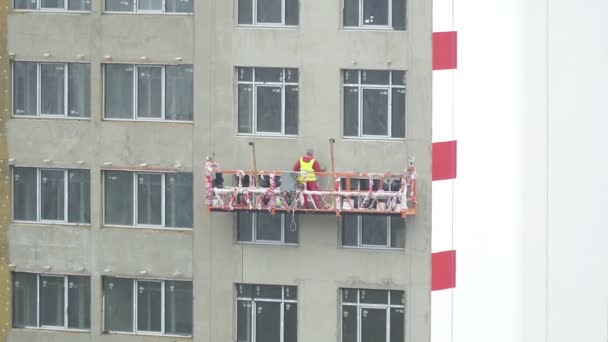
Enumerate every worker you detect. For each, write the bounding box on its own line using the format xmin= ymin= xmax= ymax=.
xmin=293 ymin=148 xmax=325 ymax=208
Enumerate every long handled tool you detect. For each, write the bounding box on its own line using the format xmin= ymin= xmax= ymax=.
xmin=249 ymin=142 xmax=258 ymax=186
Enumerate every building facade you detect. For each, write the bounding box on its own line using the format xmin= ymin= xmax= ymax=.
xmin=2 ymin=1 xmax=432 ymax=341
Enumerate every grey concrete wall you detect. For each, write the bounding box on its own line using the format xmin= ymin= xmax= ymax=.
xmin=6 ymin=0 xmax=432 ymax=341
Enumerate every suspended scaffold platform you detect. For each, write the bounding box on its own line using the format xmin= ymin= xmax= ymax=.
xmin=204 ymin=157 xmax=417 ymax=218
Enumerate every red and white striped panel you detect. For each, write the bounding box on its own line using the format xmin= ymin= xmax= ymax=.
xmin=432 ymin=0 xmax=458 ymax=339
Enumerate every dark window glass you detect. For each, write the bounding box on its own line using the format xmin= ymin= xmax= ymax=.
xmin=342 ymin=305 xmax=357 ymax=342
xmin=256 ymin=86 xmax=282 ymax=133
xmin=40 ymin=276 xmax=64 ymax=327
xmin=254 ymin=284 xmax=282 ymax=299
xmin=14 ymin=0 xmax=37 ymax=9
xmin=165 ymin=65 xmax=194 ymax=121
xmin=68 ymin=0 xmax=92 ymax=10
xmin=390 ymin=217 xmax=405 ymax=248
xmin=342 ymin=216 xmax=358 ymax=246
xmin=362 ymin=0 xmax=389 ymax=26
xmin=390 ymin=308 xmax=405 ymax=342
xmin=104 ymin=64 xmax=134 ymax=118
xmin=13 ymin=62 xmax=37 ymax=116
xmin=237 ymin=300 xmax=253 ymax=342
xmin=238 ymin=84 xmax=253 ymax=134
xmin=40 ymin=169 xmax=65 ymax=221
xmin=343 ymin=87 xmax=359 ymax=136
xmin=255 ymin=68 xmax=283 ymax=82
xmin=238 ymin=284 xmax=254 ymax=298
xmin=362 ymin=88 xmax=389 ymax=136
xmin=165 ymin=281 xmax=193 ymax=335
xmin=361 ymin=216 xmax=388 ymax=246
xmin=165 ymin=173 xmax=193 ymax=228
xmin=238 ymin=0 xmax=253 ymax=24
xmin=13 ymin=168 xmax=37 ymax=221
xmin=105 ymin=0 xmax=134 ymax=11
xmin=68 ymin=169 xmax=90 ymax=224
xmin=285 ymin=85 xmax=299 ymax=135
xmin=342 ymin=288 xmax=357 ymax=303
xmin=40 ymin=63 xmax=65 ymax=115
xmin=256 ymin=301 xmax=281 ymax=342
xmin=104 ymin=277 xmax=133 ymax=332
xmin=283 ymin=214 xmax=298 ymax=244
xmin=137 ymin=174 xmax=162 ymax=226
xmin=360 ymin=289 xmax=389 ymax=304
xmin=68 ymin=63 xmax=91 ymax=118
xmin=390 ymin=290 xmax=405 ymax=305
xmin=104 ymin=171 xmax=134 ymax=226
xmin=12 ymin=273 xmax=37 ymax=327
xmin=344 ymin=70 xmax=359 ymax=84
xmin=284 ymin=286 xmax=297 ymax=300
xmin=362 ymin=70 xmax=390 ymax=84
xmin=238 ymin=67 xmax=253 ymax=81
xmin=361 ymin=308 xmax=387 ymax=342
xmin=284 ymin=302 xmax=297 ymax=342
xmin=391 ymin=88 xmax=406 ymax=138
xmin=137 ymin=281 xmax=162 ymax=332
xmin=392 ymin=0 xmax=406 ymax=30
xmin=165 ymin=0 xmax=193 ymax=13
xmin=237 ymin=212 xmax=254 ymax=242
xmin=256 ymin=0 xmax=281 ymax=23
xmin=344 ymin=0 xmax=359 ymax=27
xmin=67 ymin=276 xmax=91 ymax=329
xmin=137 ymin=66 xmax=162 ymax=119
xmin=285 ymin=0 xmax=298 ymax=25
xmin=256 ymin=212 xmax=282 ymax=241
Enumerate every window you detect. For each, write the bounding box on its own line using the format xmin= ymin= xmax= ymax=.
xmin=237 ymin=67 xmax=299 ymax=135
xmin=13 ymin=167 xmax=90 ymax=224
xmin=343 ymin=0 xmax=406 ymax=30
xmin=13 ymin=272 xmax=90 ymax=330
xmin=340 ymin=179 xmax=405 ymax=248
xmin=341 ymin=288 xmax=404 ymax=342
xmin=238 ymin=0 xmax=298 ymax=26
xmin=237 ymin=284 xmax=297 ymax=342
xmin=343 ymin=70 xmax=405 ymax=139
xmin=105 ymin=0 xmax=193 ymax=13
xmin=103 ymin=277 xmax=192 ymax=336
xmin=104 ymin=171 xmax=193 ymax=228
xmin=12 ymin=62 xmax=90 ymax=118
xmin=14 ymin=0 xmax=91 ymax=11
xmin=104 ymin=64 xmax=193 ymax=121
xmin=237 ymin=212 xmax=298 ymax=244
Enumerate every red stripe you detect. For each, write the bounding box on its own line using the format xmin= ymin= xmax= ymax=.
xmin=433 ymin=31 xmax=458 ymax=70
xmin=432 ymin=140 xmax=457 ymax=181
xmin=432 ymin=250 xmax=456 ymax=291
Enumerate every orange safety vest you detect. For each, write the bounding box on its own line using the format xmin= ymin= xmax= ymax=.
xmin=298 ymin=158 xmax=317 ymax=182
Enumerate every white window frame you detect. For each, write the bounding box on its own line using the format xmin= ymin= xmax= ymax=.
xmin=103 ymin=277 xmax=192 ymax=337
xmin=102 ymin=171 xmax=192 ymax=230
xmin=341 ymin=288 xmax=405 ymax=342
xmin=237 ymin=213 xmax=298 ymax=245
xmin=345 ymin=216 xmax=401 ymax=249
xmin=14 ymin=273 xmax=90 ymax=332
xmin=238 ymin=0 xmax=297 ymax=28
xmin=104 ymin=0 xmax=193 ymax=14
xmin=343 ymin=70 xmax=406 ymax=140
xmin=236 ymin=284 xmax=298 ymax=342
xmin=12 ymin=62 xmax=90 ymax=119
xmin=343 ymin=0 xmax=397 ymax=30
xmin=237 ymin=67 xmax=298 ymax=136
xmin=13 ymin=0 xmax=91 ymax=12
xmin=12 ymin=168 xmax=90 ymax=226
xmin=103 ymin=64 xmax=193 ymax=123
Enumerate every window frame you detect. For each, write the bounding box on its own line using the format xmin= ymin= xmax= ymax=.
xmin=341 ymin=288 xmax=405 ymax=342
xmin=237 ymin=212 xmax=298 ymax=245
xmin=12 ymin=167 xmax=91 ymax=225
xmin=12 ymin=61 xmax=91 ymax=119
xmin=342 ymin=215 xmax=404 ymax=250
xmin=13 ymin=0 xmax=91 ymax=12
xmin=236 ymin=283 xmax=298 ymax=342
xmin=103 ymin=0 xmax=194 ymax=14
xmin=342 ymin=69 xmax=406 ymax=140
xmin=102 ymin=171 xmax=193 ymax=230
xmin=236 ymin=67 xmax=299 ymax=136
xmin=102 ymin=277 xmax=193 ymax=337
xmin=102 ymin=64 xmax=194 ymax=123
xmin=13 ymin=272 xmax=90 ymax=332
xmin=342 ymin=0 xmax=405 ymax=30
xmin=237 ymin=0 xmax=298 ymax=28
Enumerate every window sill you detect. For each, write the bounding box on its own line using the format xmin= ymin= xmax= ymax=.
xmin=12 ymin=115 xmax=91 ymax=121
xmin=12 ymin=9 xmax=91 ymax=14
xmin=341 ymin=245 xmax=404 ymax=251
xmin=342 ymin=26 xmax=406 ymax=32
xmin=12 ymin=326 xmax=90 ymax=333
xmin=236 ymin=133 xmax=298 ymax=139
xmin=342 ymin=136 xmax=407 ymax=142
xmin=103 ymin=225 xmax=193 ymax=232
xmin=103 ymin=11 xmax=193 ymax=16
xmin=238 ymin=241 xmax=298 ymax=247
xmin=12 ymin=221 xmax=91 ymax=228
xmin=236 ymin=24 xmax=299 ymax=30
xmin=103 ymin=118 xmax=193 ymax=124
xmin=104 ymin=331 xmax=192 ymax=338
